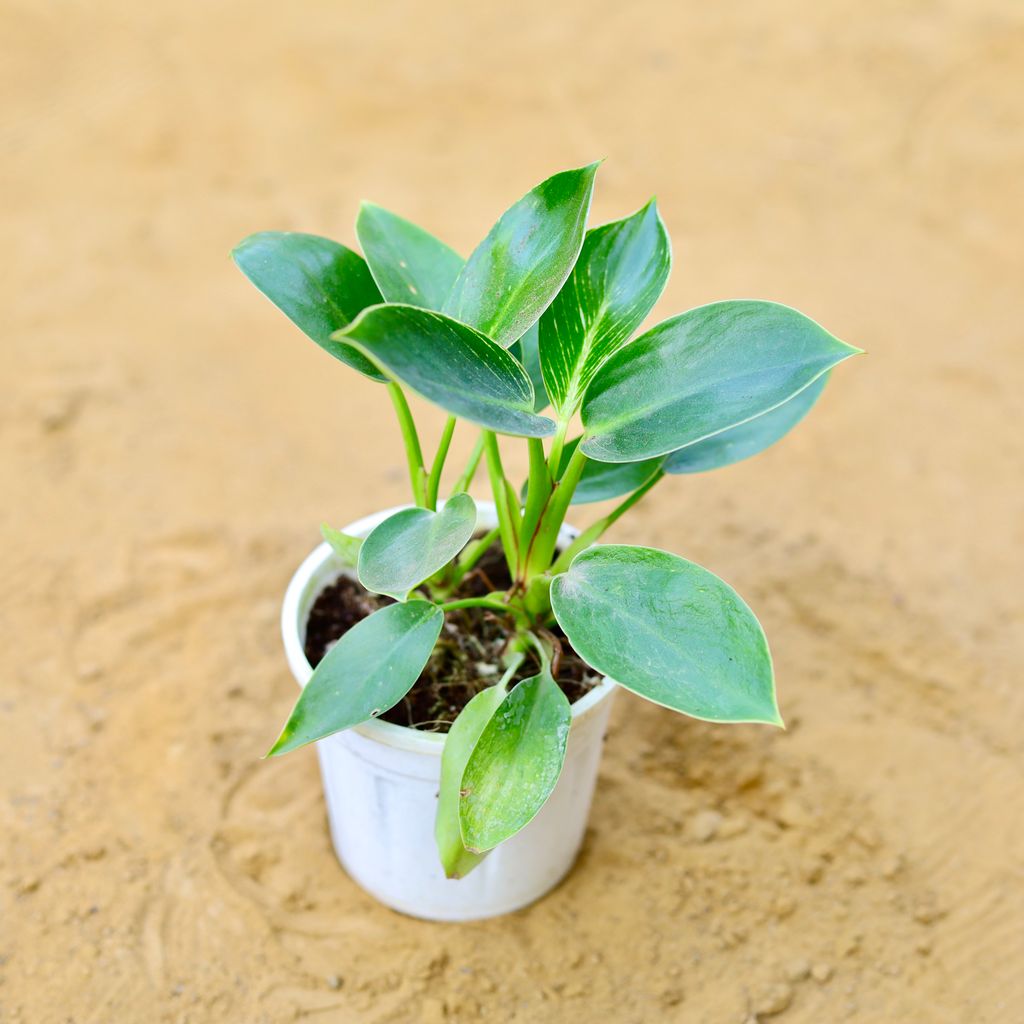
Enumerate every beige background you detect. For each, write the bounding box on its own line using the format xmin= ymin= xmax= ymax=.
xmin=3 ymin=2 xmax=1022 ymax=1021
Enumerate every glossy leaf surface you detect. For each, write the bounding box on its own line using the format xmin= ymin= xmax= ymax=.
xmin=581 ymin=301 xmax=859 ymax=462
xmin=320 ymin=523 xmax=362 ymax=567
xmin=355 ymin=203 xmax=464 ymax=310
xmin=666 ymin=373 xmax=828 ymax=474
xmin=358 ymin=494 xmax=477 ymax=601
xmin=540 ymin=200 xmax=670 ymax=415
xmin=435 ymin=685 xmax=506 ymax=878
xmin=268 ymin=601 xmax=443 ymax=755
xmin=459 ymin=671 xmax=571 ymax=852
xmin=551 ymin=546 xmax=780 ymax=725
xmin=509 ymin=323 xmax=549 ymax=412
xmin=444 ymin=164 xmax=599 ymax=348
xmin=338 ymin=305 xmax=556 ymax=437
xmin=232 ymin=231 xmax=386 ymax=381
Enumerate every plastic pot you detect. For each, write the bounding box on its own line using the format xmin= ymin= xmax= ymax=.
xmin=280 ymin=500 xmax=617 ymax=921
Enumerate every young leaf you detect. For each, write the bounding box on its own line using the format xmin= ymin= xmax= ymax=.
xmin=551 ymin=545 xmax=781 ymax=725
xmin=556 ymin=437 xmax=665 ymax=505
xmin=459 ymin=671 xmax=572 ymax=853
xmin=232 ymin=231 xmax=386 ymax=381
xmin=665 ymin=373 xmax=828 ymax=474
xmin=435 ymin=685 xmax=506 ymax=878
xmin=337 ymin=305 xmax=556 ymax=438
xmin=540 ymin=200 xmax=670 ymax=416
xmin=444 ymin=163 xmax=600 ymax=348
xmin=580 ymin=301 xmax=860 ymax=462
xmin=355 ymin=203 xmax=464 ymax=310
xmin=509 ymin=323 xmax=550 ymax=412
xmin=357 ymin=493 xmax=477 ymax=601
xmin=320 ymin=523 xmax=362 ymax=567
xmin=268 ymin=601 xmax=443 ymax=756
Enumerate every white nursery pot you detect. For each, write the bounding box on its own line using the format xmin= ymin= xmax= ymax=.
xmin=281 ymin=500 xmax=617 ymax=922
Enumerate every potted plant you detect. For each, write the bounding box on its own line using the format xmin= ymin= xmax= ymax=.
xmin=233 ymin=162 xmax=860 ymax=921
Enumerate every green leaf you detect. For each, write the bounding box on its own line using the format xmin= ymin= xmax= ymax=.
xmin=320 ymin=523 xmax=362 ymax=567
xmin=232 ymin=231 xmax=386 ymax=381
xmin=666 ymin=373 xmax=828 ymax=474
xmin=358 ymin=493 xmax=477 ymax=601
xmin=551 ymin=545 xmax=781 ymax=725
xmin=509 ymin=323 xmax=549 ymax=412
xmin=268 ymin=601 xmax=443 ymax=756
xmin=580 ymin=301 xmax=860 ymax=462
xmin=337 ymin=305 xmax=556 ymax=438
xmin=540 ymin=200 xmax=670 ymax=416
xmin=460 ymin=670 xmax=572 ymax=853
xmin=444 ymin=163 xmax=600 ymax=348
xmin=558 ymin=437 xmax=665 ymax=505
xmin=435 ymin=685 xmax=506 ymax=878
xmin=355 ymin=203 xmax=464 ymax=310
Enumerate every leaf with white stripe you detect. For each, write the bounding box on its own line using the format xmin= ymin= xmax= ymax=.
xmin=337 ymin=304 xmax=556 ymax=437
xmin=540 ymin=200 xmax=670 ymax=416
xmin=552 ymin=545 xmax=780 ymax=725
xmin=581 ymin=300 xmax=860 ymax=463
xmin=665 ymin=373 xmax=828 ymax=474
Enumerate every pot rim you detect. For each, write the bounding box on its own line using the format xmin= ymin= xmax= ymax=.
xmin=281 ymin=500 xmax=617 ymax=757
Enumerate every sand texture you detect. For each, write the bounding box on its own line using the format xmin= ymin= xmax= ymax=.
xmin=3 ymin=1 xmax=1023 ymax=1021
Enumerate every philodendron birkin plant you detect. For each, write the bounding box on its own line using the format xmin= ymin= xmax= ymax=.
xmin=234 ymin=162 xmax=860 ymax=880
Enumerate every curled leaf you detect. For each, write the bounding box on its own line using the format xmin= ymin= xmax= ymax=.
xmin=459 ymin=671 xmax=571 ymax=852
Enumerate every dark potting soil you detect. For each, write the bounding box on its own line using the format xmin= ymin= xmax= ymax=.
xmin=303 ymin=541 xmax=599 ymax=732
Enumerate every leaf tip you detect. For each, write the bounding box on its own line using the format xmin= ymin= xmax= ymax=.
xmin=265 ymin=733 xmax=290 ymax=758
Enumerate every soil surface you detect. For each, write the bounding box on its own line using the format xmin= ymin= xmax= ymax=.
xmin=303 ymin=547 xmax=597 ymax=731
xmin=3 ymin=2 xmax=1023 ymax=1023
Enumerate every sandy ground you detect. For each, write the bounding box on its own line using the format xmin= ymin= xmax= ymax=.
xmin=3 ymin=1 xmax=1023 ymax=1021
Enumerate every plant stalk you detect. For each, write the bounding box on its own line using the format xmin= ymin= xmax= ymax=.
xmin=550 ymin=468 xmax=666 ymax=574
xmin=546 ymin=417 xmax=571 ymax=478
xmin=516 ymin=437 xmax=553 ymax=574
xmin=451 ymin=433 xmax=485 ymax=495
xmin=444 ymin=525 xmax=501 ymax=590
xmin=521 ymin=442 xmax=588 ymax=580
xmin=482 ymin=431 xmax=520 ymax=578
xmin=387 ymin=382 xmax=427 ymax=506
xmin=440 ymin=597 xmax=511 ymax=613
xmin=425 ymin=415 xmax=457 ymax=509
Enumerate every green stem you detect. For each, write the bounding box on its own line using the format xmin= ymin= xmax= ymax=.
xmin=547 ymin=417 xmax=571 ymax=478
xmin=451 ymin=433 xmax=485 ymax=496
xmin=482 ymin=431 xmax=520 ymax=577
xmin=524 ymin=630 xmax=553 ymax=671
xmin=387 ymin=382 xmax=427 ymax=506
xmin=440 ymin=597 xmax=510 ymax=613
xmin=550 ymin=468 xmax=666 ymax=574
xmin=425 ymin=415 xmax=457 ymax=509
xmin=549 ymin=520 xmax=604 ymax=576
xmin=495 ymin=650 xmax=526 ymax=691
xmin=517 ymin=437 xmax=553 ymax=571
xmin=522 ymin=443 xmax=588 ymax=580
xmin=445 ymin=525 xmax=501 ymax=590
